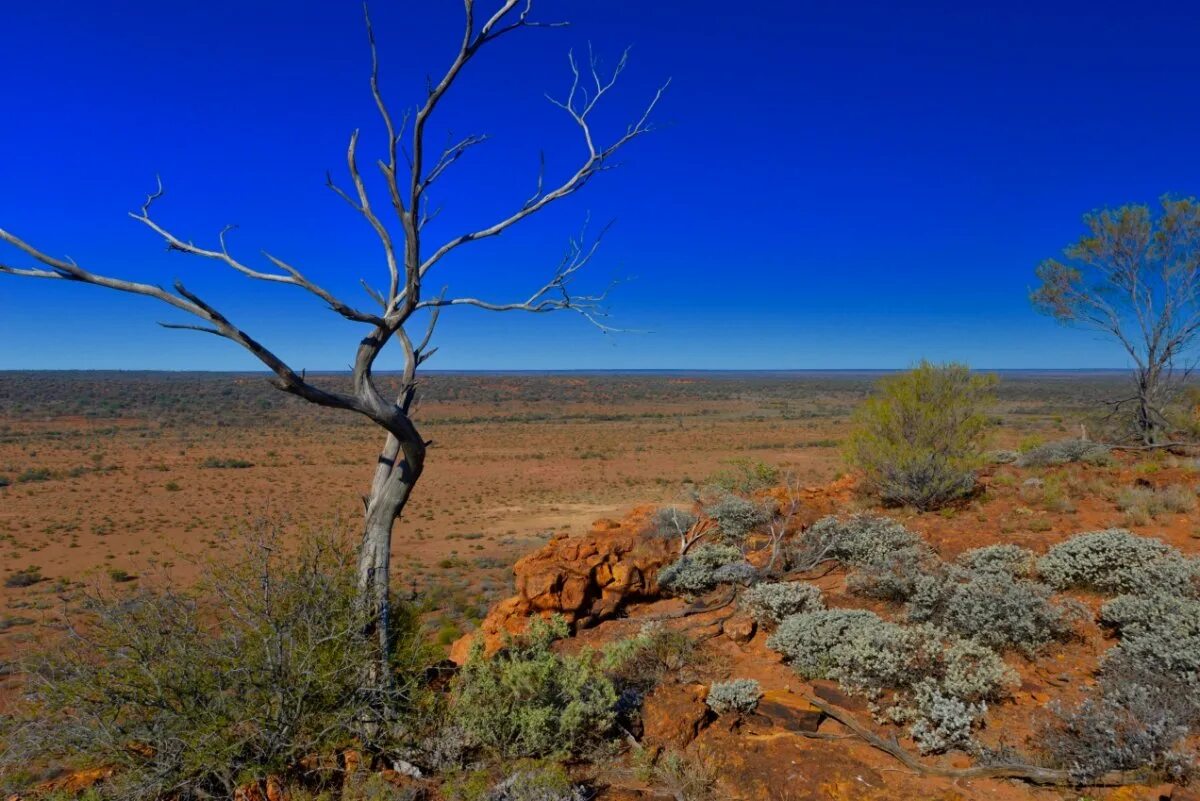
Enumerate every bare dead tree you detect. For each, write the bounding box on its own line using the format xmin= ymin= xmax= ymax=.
xmin=0 ymin=2 xmax=667 ymax=672
xmin=1032 ymin=196 xmax=1200 ymax=445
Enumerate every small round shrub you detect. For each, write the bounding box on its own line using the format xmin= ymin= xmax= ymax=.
xmin=740 ymin=581 xmax=824 ymax=625
xmin=709 ymin=561 xmax=760 ymax=587
xmin=453 ymin=615 xmax=618 ymax=759
xmin=845 ymin=546 xmax=937 ymax=601
xmin=1099 ymin=593 xmax=1200 ymax=684
xmin=955 ymin=544 xmax=1037 ymax=579
xmin=804 ymin=516 xmax=939 ymax=601
xmin=907 ymin=568 xmax=1080 ymax=655
xmin=1037 ymin=530 xmax=1194 ymax=594
xmin=1016 ymin=439 xmax=1112 ymax=467
xmin=702 ymin=492 xmax=773 ymax=543
xmin=705 ymin=678 xmax=762 ymax=715
xmin=657 ymin=544 xmax=746 ymax=597
xmin=805 ymin=514 xmax=928 ymax=567
xmin=767 ymin=609 xmax=883 ymax=680
xmin=844 ymin=361 xmax=996 ymax=510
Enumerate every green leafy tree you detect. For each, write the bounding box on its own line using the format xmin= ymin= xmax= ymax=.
xmin=845 ymin=361 xmax=996 ymax=510
xmin=1033 ymin=196 xmax=1200 ymax=444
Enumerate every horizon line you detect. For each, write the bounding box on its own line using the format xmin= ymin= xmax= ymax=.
xmin=0 ymin=367 xmax=1142 ymax=375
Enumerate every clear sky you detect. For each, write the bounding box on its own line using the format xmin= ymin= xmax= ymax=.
xmin=2 ymin=0 xmax=1198 ymax=371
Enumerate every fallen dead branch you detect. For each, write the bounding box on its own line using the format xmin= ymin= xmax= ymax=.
xmin=804 ymin=695 xmax=1150 ymax=788
xmin=608 ymin=588 xmax=739 ymax=625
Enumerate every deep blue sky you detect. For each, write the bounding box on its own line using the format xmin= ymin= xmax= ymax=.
xmin=2 ymin=0 xmax=1198 ymax=370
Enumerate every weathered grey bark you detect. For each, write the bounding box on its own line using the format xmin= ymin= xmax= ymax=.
xmin=0 ymin=0 xmax=668 ymax=681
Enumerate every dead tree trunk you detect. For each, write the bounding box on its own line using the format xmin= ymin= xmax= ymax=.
xmin=359 ymin=430 xmax=425 ymax=659
xmin=0 ymin=0 xmax=668 ymax=689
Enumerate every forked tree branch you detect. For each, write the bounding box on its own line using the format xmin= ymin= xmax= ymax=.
xmin=0 ymin=0 xmax=667 ymax=448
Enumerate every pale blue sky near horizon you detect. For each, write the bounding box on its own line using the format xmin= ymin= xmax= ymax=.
xmin=2 ymin=0 xmax=1198 ymax=371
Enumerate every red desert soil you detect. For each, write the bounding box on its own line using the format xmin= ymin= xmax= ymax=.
xmin=458 ymin=466 xmax=1200 ymax=801
xmin=3 ymin=372 xmax=1198 ymax=800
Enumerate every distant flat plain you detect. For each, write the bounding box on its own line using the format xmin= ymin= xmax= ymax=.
xmin=0 ymin=370 xmax=1126 ymax=645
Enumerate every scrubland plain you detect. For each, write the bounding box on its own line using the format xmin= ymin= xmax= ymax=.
xmin=0 ymin=370 xmax=1143 ymax=652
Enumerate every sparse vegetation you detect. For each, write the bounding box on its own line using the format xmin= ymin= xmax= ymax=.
xmin=707 ymin=458 xmax=779 ymax=494
xmin=4 ymin=566 xmax=43 ymax=588
xmin=1115 ymin=483 xmax=1196 ymax=523
xmin=0 ymin=528 xmax=433 ymax=801
xmin=199 ymin=457 xmax=254 ymax=469
xmin=844 ymin=361 xmax=996 ymax=510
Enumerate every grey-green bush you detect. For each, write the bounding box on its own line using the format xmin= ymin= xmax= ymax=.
xmin=806 ymin=514 xmax=927 ymax=567
xmin=657 ymin=544 xmax=747 ymax=597
xmin=451 ymin=615 xmax=618 ymax=759
xmin=740 ymin=581 xmax=824 ymax=625
xmin=1041 ymin=659 xmax=1197 ymax=784
xmin=646 ymin=507 xmax=699 ymax=542
xmin=768 ymin=609 xmax=1015 ymax=753
xmin=701 ymin=491 xmax=773 ymax=543
xmin=1099 ymin=593 xmax=1200 ymax=684
xmin=803 ymin=516 xmax=940 ymax=601
xmin=1016 ymin=439 xmax=1112 ymax=467
xmin=1037 ymin=529 xmax=1198 ymax=595
xmin=955 ymin=544 xmax=1037 ymax=579
xmin=906 ymin=568 xmax=1080 ymax=655
xmin=705 ymin=679 xmax=762 ymax=715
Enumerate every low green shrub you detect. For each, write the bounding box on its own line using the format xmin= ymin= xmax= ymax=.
xmin=844 ymin=361 xmax=996 ymax=510
xmin=601 ymin=622 xmax=698 ymax=695
xmin=705 ymin=679 xmax=761 ymax=715
xmin=3 ymin=567 xmax=43 ymax=588
xmin=707 ymin=458 xmax=779 ymax=494
xmin=200 ymin=457 xmax=254 ymax=469
xmin=0 ymin=527 xmax=432 ymax=801
xmin=740 ymin=581 xmax=824 ymax=625
xmin=16 ymin=467 xmax=53 ymax=483
xmin=451 ymin=615 xmax=617 ymax=759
